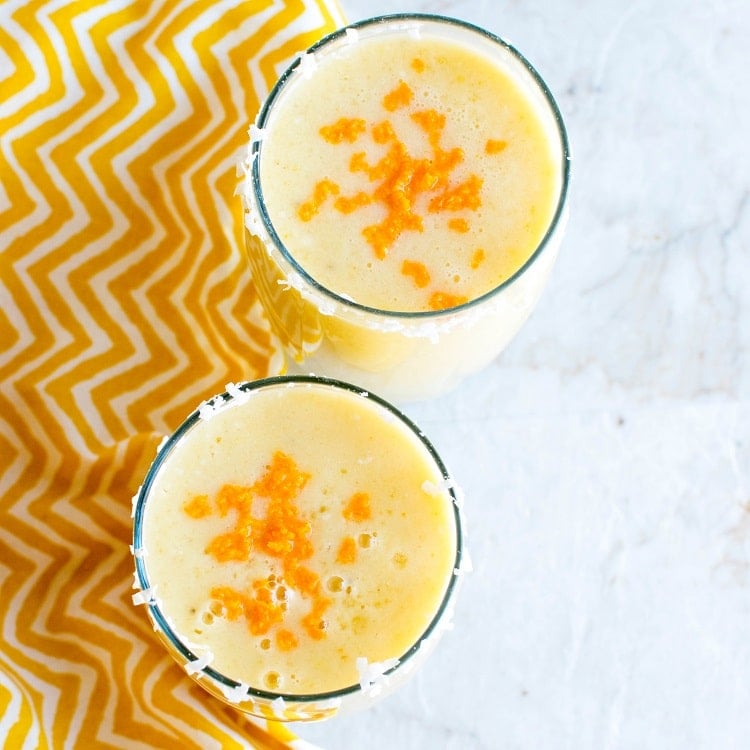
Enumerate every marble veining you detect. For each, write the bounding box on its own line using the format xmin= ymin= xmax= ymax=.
xmin=299 ymin=2 xmax=750 ymax=748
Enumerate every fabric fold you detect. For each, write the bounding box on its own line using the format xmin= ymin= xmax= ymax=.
xmin=0 ymin=0 xmax=346 ymax=746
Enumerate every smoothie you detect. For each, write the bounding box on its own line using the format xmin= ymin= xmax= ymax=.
xmin=241 ymin=15 xmax=569 ymax=401
xmin=132 ymin=377 xmax=463 ymax=721
xmin=260 ymin=30 xmax=557 ymax=313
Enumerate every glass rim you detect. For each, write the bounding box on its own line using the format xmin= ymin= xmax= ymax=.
xmin=132 ymin=374 xmax=464 ymax=706
xmin=249 ymin=12 xmax=571 ymax=321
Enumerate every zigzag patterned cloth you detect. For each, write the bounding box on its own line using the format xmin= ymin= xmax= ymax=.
xmin=1 ymin=1 xmax=345 ymax=747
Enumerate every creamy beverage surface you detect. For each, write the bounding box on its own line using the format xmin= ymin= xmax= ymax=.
xmin=140 ymin=382 xmax=459 ymax=695
xmin=258 ymin=30 xmax=560 ymax=312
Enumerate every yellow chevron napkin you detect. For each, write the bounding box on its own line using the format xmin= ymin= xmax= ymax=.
xmin=0 ymin=1 xmax=345 ymax=747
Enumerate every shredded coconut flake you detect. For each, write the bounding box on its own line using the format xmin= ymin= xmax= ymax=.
xmin=299 ymin=284 xmax=336 ymax=315
xmin=184 ymin=650 xmax=213 ymax=675
xmin=315 ymin=696 xmax=343 ymax=713
xmin=221 ymin=681 xmax=251 ymax=703
xmin=344 ymin=27 xmax=359 ymax=43
xmin=198 ymin=398 xmax=221 ymax=421
xmin=130 ymin=546 xmax=147 ymax=560
xmin=130 ymin=494 xmax=138 ymax=518
xmin=356 ymin=656 xmax=399 ymax=696
xmin=225 ymin=381 xmax=250 ymax=405
xmin=421 ymin=480 xmax=439 ymax=496
xmin=270 ymin=695 xmax=286 ymax=717
xmin=457 ymin=549 xmax=474 ymax=575
xmin=298 ymin=52 xmax=317 ymax=79
xmin=249 ymin=123 xmax=266 ymax=143
xmin=244 ymin=206 xmax=266 ymax=238
xmin=131 ymin=586 xmax=157 ymax=606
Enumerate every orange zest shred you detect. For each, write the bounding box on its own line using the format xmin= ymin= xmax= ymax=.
xmin=485 ymin=138 xmax=507 ymax=154
xmin=336 ymin=536 xmax=357 ymax=564
xmin=182 ymin=451 xmax=335 ymax=648
xmin=301 ymin=78 xmax=486 ymax=306
xmin=319 ymin=117 xmax=366 ymax=144
xmin=208 ymin=585 xmax=284 ymax=636
xmin=382 ymin=80 xmax=413 ymax=111
xmin=371 ymin=120 xmax=397 ymax=144
xmin=244 ymin=593 xmax=285 ymax=636
xmin=334 ymin=191 xmax=371 ymax=214
xmin=216 ymin=483 xmax=252 ymax=516
xmin=410 ymin=108 xmax=445 ymax=145
xmin=448 ymin=218 xmax=470 ymax=233
xmin=298 ymin=179 xmax=340 ymax=222
xmin=471 ymin=248 xmax=486 ymax=269
xmin=342 ymin=491 xmax=372 ymax=522
xmin=349 ymin=151 xmax=370 ymax=174
xmin=253 ymin=451 xmax=311 ymax=503
xmin=428 ymin=174 xmax=483 ymax=213
xmin=183 ymin=494 xmax=211 ymax=518
xmin=401 ymin=260 xmax=431 ymax=288
xmin=429 ymin=290 xmax=469 ymax=311
xmin=288 ymin=564 xmax=320 ymax=597
xmin=276 ymin=628 xmax=299 ymax=652
xmin=205 ymin=530 xmax=252 ymax=563
xmin=301 ymin=596 xmax=332 ymax=641
xmin=209 ymin=586 xmax=247 ymax=620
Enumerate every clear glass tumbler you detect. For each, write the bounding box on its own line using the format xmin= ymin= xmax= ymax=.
xmin=132 ymin=376 xmax=465 ymax=722
xmin=240 ymin=14 xmax=570 ymax=403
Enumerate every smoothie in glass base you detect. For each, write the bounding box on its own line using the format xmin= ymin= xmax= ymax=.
xmin=241 ymin=14 xmax=569 ymax=402
xmin=131 ymin=377 xmax=463 ymax=722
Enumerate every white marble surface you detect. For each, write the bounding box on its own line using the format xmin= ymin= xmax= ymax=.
xmin=299 ymin=1 xmax=750 ymax=748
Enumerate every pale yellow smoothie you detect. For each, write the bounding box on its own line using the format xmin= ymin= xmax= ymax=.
xmin=132 ymin=377 xmax=462 ymax=720
xmin=259 ymin=31 xmax=557 ymax=313
xmin=241 ymin=15 xmax=569 ymax=401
